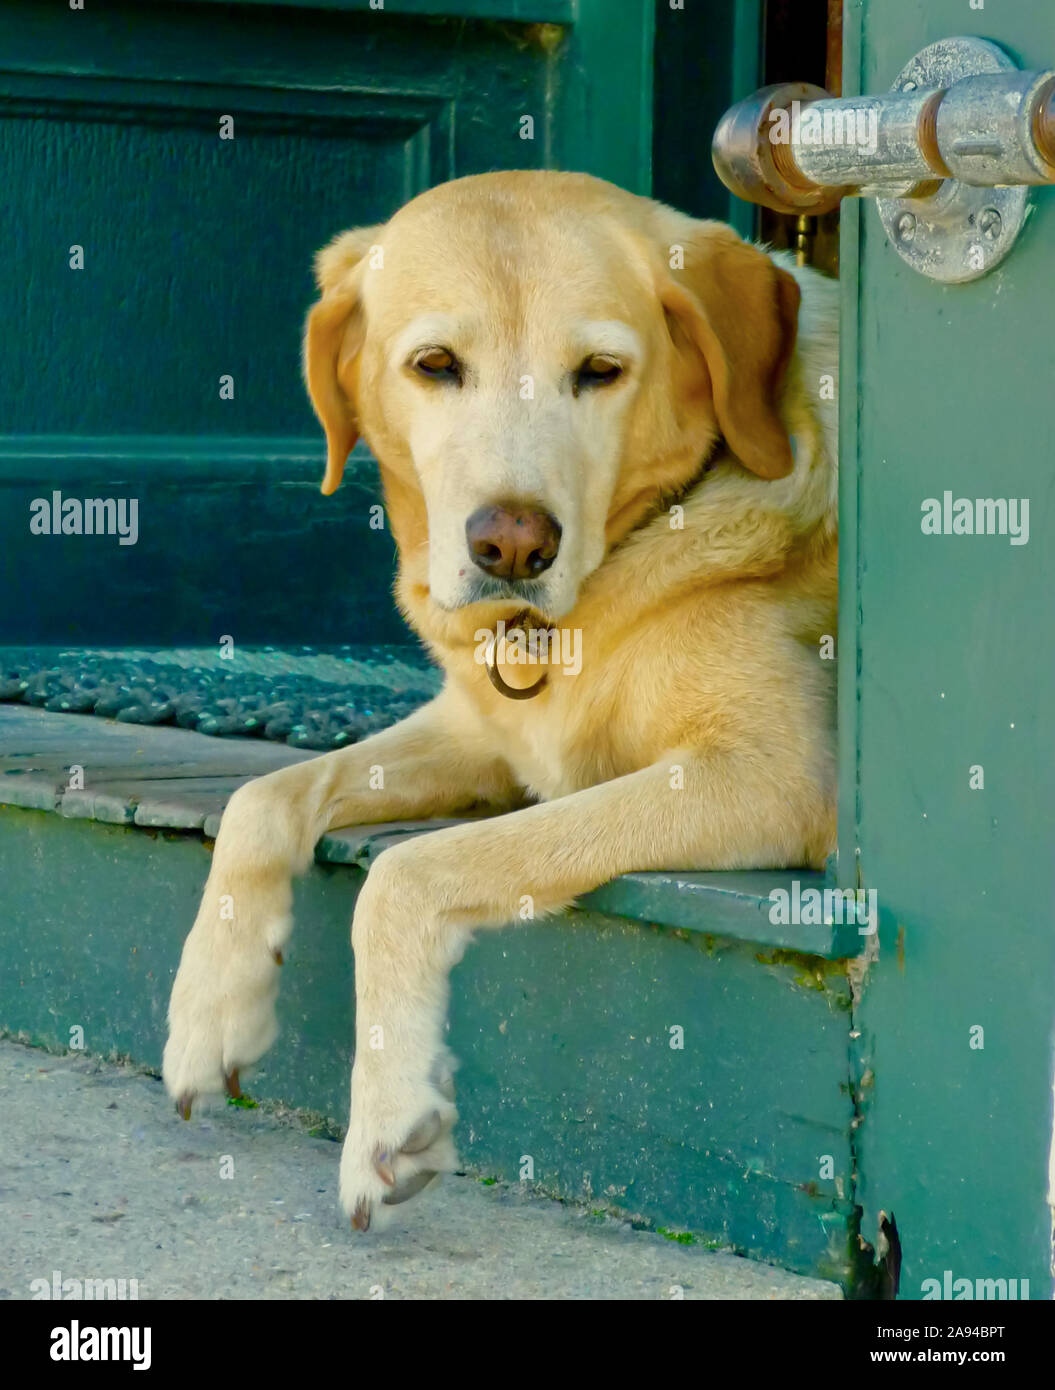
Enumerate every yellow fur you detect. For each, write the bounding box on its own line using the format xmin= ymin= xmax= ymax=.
xmin=164 ymin=171 xmax=839 ymax=1229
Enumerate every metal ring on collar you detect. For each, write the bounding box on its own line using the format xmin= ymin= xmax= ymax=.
xmin=484 ymin=612 xmax=549 ymax=701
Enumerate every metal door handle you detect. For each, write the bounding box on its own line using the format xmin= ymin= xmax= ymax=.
xmin=712 ymin=37 xmax=1055 ymax=282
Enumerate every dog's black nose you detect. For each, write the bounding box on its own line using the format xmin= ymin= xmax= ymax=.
xmin=465 ymin=503 xmax=562 ymax=580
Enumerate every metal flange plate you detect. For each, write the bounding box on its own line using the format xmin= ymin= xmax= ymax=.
xmin=876 ymin=37 xmax=1029 ymax=283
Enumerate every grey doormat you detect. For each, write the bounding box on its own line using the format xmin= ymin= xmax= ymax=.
xmin=0 ymin=646 xmax=441 ymax=751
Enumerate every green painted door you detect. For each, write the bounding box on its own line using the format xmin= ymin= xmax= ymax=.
xmin=840 ymin=2 xmax=1055 ymax=1297
xmin=0 ymin=0 xmax=652 ymax=646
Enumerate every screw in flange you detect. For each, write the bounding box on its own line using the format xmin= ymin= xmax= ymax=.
xmin=896 ymin=211 xmax=917 ymax=242
xmin=978 ymin=208 xmax=1002 ymax=240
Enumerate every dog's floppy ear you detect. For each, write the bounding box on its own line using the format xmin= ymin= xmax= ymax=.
xmin=302 ymin=226 xmax=383 ymax=496
xmin=657 ymin=222 xmax=801 ymax=480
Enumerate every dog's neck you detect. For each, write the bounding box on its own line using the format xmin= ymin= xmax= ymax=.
xmin=623 ymin=451 xmax=720 ymax=542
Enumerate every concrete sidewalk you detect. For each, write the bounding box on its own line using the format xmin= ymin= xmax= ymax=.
xmin=0 ymin=1039 xmax=841 ymax=1301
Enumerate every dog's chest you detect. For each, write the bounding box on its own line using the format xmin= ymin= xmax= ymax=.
xmin=480 ymin=676 xmax=630 ymax=802
xmin=503 ymin=713 xmax=581 ymax=801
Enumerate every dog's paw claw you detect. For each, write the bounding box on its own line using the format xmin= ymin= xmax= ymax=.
xmin=164 ymin=929 xmax=284 ymax=1113
xmin=383 ymin=1169 xmax=439 ymax=1207
xmin=341 ymin=1072 xmax=459 ymax=1231
xmin=351 ymin=1199 xmax=371 ymax=1233
xmin=373 ymin=1148 xmax=396 ymax=1187
xmin=176 ymin=1094 xmax=194 ymax=1121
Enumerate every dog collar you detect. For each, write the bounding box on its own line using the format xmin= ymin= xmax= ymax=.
xmin=484 ymin=610 xmax=548 ymax=701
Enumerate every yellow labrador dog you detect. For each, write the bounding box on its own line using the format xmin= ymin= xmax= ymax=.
xmin=164 ymin=170 xmax=838 ymax=1230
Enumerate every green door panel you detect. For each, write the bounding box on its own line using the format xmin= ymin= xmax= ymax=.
xmin=0 ymin=0 xmax=652 ymax=645
xmin=840 ymin=0 xmax=1055 ymax=1298
xmin=652 ymin=0 xmax=762 ymax=235
xmin=179 ymin=1 xmax=575 ymax=20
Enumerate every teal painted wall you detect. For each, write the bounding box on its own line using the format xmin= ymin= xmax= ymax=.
xmin=841 ymin=0 xmax=1055 ymax=1298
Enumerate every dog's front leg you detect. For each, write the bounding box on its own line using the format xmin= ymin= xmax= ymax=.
xmin=341 ymin=748 xmax=833 ymax=1228
xmin=163 ymin=689 xmax=517 ymax=1118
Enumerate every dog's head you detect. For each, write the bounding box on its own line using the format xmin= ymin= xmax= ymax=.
xmin=303 ymin=171 xmax=800 ymax=626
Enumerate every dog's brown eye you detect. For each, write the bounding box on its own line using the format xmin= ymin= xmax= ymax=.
xmin=574 ymin=354 xmax=623 ymax=394
xmin=413 ymin=347 xmax=460 ymax=382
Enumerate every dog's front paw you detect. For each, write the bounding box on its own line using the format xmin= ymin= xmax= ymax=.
xmin=163 ymin=895 xmax=291 ymax=1119
xmin=340 ymin=1053 xmax=459 ymax=1232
